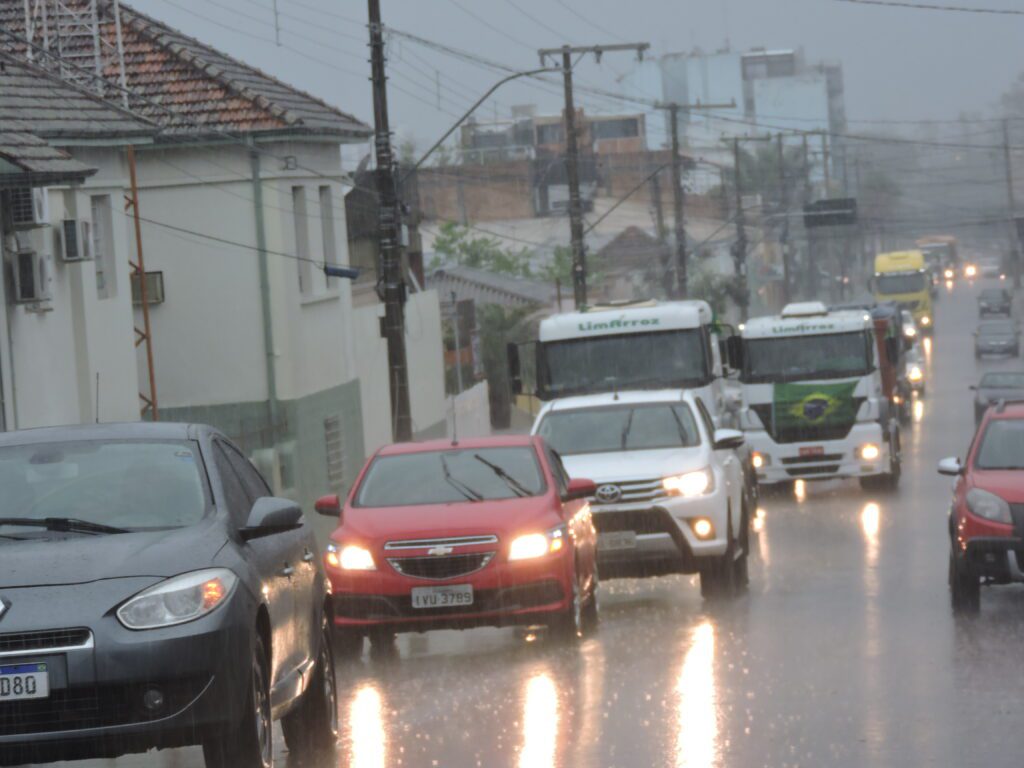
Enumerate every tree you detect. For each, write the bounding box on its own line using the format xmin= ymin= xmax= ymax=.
xmin=430 ymin=222 xmax=534 ymax=277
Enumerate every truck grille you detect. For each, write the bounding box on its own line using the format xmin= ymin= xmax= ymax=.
xmin=590 ymin=478 xmax=666 ymax=506
xmin=388 ymin=552 xmax=495 ymax=580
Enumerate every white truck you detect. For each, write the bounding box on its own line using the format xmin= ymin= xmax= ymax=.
xmin=510 ymin=300 xmax=733 ymax=426
xmin=734 ymin=302 xmax=901 ymax=490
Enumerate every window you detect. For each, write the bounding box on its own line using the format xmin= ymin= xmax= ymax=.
xmin=536 ymin=403 xmax=701 ymax=456
xmin=694 ymin=398 xmax=717 ymax=440
xmin=213 ymin=443 xmax=251 ymax=523
xmin=743 ymin=332 xmax=873 ymax=383
xmin=324 ymin=415 xmax=345 ymax=494
xmin=591 ymin=118 xmax=640 ymax=140
xmin=293 ymin=186 xmax=312 ymax=295
xmin=91 ymin=195 xmax=115 ymax=299
xmin=320 ymin=186 xmax=338 ymax=288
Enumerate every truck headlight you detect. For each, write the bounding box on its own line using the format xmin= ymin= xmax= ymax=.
xmin=966 ymin=488 xmax=1012 ymax=524
xmin=909 ymin=365 xmax=923 ymax=382
xmin=663 ymin=468 xmax=714 ymax=497
xmin=920 ymin=315 xmax=931 ymax=327
xmin=751 ymin=451 xmax=770 ymax=469
xmin=858 ymin=443 xmax=881 ymax=461
xmin=117 ymin=569 xmax=237 ymax=630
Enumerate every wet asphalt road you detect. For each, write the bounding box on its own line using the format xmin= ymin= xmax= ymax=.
xmin=38 ymin=280 xmax=1024 ymax=768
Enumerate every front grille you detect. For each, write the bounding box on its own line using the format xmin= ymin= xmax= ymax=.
xmin=781 ymin=453 xmax=844 ymax=465
xmin=751 ymin=404 xmax=863 ymax=444
xmin=333 ymin=580 xmax=564 ymax=620
xmin=785 ymin=465 xmax=840 ymax=477
xmin=388 ymin=552 xmax=495 ymax=580
xmin=384 ymin=535 xmax=498 ymax=551
xmin=0 ymin=628 xmax=91 ymax=655
xmin=590 ymin=477 xmax=665 ymax=506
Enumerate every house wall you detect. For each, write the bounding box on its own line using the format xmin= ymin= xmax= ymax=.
xmin=417 ymin=162 xmax=535 ymax=223
xmin=0 ymin=157 xmax=140 ymax=431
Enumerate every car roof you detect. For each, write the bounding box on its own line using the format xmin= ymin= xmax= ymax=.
xmin=0 ymin=421 xmax=208 ymax=448
xmin=538 ymin=389 xmax=692 ymax=414
xmin=376 ymin=435 xmax=541 ymax=456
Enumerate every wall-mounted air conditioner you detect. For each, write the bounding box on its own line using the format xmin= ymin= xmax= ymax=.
xmin=9 ymin=188 xmax=49 ymax=229
xmin=58 ymin=219 xmax=93 ymax=262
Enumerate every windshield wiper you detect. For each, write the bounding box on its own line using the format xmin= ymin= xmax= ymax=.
xmin=0 ymin=517 xmax=130 ymax=536
xmin=439 ymin=456 xmax=483 ymax=502
xmin=473 ymin=454 xmax=530 ymax=498
xmin=620 ymin=408 xmax=636 ymax=450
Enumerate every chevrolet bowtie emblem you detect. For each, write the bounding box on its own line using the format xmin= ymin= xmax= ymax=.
xmin=427 ymin=546 xmax=454 ymax=557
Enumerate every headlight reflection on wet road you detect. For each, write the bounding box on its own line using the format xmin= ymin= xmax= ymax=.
xmin=349 ymin=683 xmax=387 ymax=768
xmin=674 ymin=622 xmax=718 ymax=768
xmin=519 ymin=672 xmax=559 ymax=768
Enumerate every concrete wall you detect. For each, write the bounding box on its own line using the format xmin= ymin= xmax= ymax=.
xmin=447 ymin=381 xmax=491 ymax=440
xmin=417 ymin=162 xmax=535 ymax=223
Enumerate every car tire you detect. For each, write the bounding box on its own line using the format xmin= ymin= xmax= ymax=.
xmin=700 ymin=517 xmax=742 ymax=600
xmin=949 ymin=550 xmax=980 ymax=615
xmin=332 ymin=630 xmax=363 ymax=661
xmin=282 ymin=614 xmax=339 ymax=760
xmin=581 ymin=565 xmax=600 ymax=634
xmin=368 ymin=630 xmax=398 ymax=659
xmin=551 ymin=567 xmax=585 ymax=641
xmin=203 ymin=634 xmax=272 ymax=768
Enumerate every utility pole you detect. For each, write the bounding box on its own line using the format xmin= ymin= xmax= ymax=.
xmin=777 ymin=133 xmax=794 ymax=303
xmin=126 ymin=146 xmax=158 ymax=421
xmin=821 ymin=133 xmax=831 ymax=193
xmin=369 ymin=0 xmax=413 ymax=442
xmin=450 ymin=291 xmax=464 ymax=395
xmin=1003 ymin=119 xmax=1021 ymax=290
xmin=272 ymin=0 xmax=281 ymax=45
xmin=540 ymin=43 xmax=649 ymax=308
xmin=732 ymin=137 xmax=749 ymax=319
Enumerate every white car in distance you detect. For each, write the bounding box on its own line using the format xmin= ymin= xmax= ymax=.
xmin=531 ymin=390 xmax=750 ymax=599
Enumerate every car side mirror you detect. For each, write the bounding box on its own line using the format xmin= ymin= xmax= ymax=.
xmin=315 ymin=494 xmax=342 ymax=519
xmin=937 ymin=457 xmax=964 ymax=477
xmin=563 ymin=478 xmax=596 ymax=502
xmin=713 ymin=428 xmax=745 ymax=451
xmin=725 ymin=335 xmax=744 ymax=371
xmin=240 ymin=497 xmax=303 ymax=541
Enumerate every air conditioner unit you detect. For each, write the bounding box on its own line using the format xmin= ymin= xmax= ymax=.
xmin=11 ymin=249 xmax=49 ymax=304
xmin=57 ymin=219 xmax=94 ymax=262
xmin=9 ymin=188 xmax=49 ymax=228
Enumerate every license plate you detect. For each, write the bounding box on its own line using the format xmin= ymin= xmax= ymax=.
xmin=598 ymin=531 xmax=637 ymax=552
xmin=800 ymin=446 xmax=825 ymax=458
xmin=0 ymin=663 xmax=49 ymax=702
xmin=411 ymin=584 xmax=474 ymax=609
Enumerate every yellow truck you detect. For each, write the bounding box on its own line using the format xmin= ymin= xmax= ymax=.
xmin=873 ymin=250 xmax=933 ymax=332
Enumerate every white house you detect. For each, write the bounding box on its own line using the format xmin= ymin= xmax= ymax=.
xmin=0 ymin=0 xmax=448 ymax=513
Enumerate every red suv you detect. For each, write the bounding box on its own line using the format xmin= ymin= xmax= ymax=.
xmin=940 ymin=400 xmax=1024 ymax=613
xmin=315 ymin=436 xmax=599 ymax=654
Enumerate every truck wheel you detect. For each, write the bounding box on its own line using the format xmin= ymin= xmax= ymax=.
xmin=949 ymin=550 xmax=980 ymax=615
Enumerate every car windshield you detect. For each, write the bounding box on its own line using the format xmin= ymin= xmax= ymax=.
xmin=976 ymin=420 xmax=1024 ymax=470
xmin=537 ymin=403 xmax=701 ymax=456
xmin=980 ymin=321 xmax=1015 ymax=336
xmin=539 ymin=329 xmax=709 ymax=398
xmin=980 ymin=290 xmax=1006 ymax=301
xmin=981 ymin=372 xmax=1024 ymax=389
xmin=876 ymin=272 xmax=926 ymax=294
xmin=0 ymin=440 xmax=207 ymax=533
xmin=744 ymin=331 xmax=872 ymax=382
xmin=355 ymin=446 xmax=545 ymax=507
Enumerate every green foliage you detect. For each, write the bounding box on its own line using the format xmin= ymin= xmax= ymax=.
xmin=537 ymin=245 xmax=573 ymax=284
xmin=430 ymin=222 xmax=535 ymax=277
xmin=688 ymin=268 xmax=746 ymax=318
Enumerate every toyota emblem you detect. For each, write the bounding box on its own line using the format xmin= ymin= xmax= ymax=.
xmin=595 ymin=484 xmax=623 ymax=504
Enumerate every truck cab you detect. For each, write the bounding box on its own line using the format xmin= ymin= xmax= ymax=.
xmin=873 ymin=250 xmax=933 ymax=333
xmin=511 ymin=300 xmax=733 ymax=426
xmin=736 ymin=302 xmax=901 ymax=490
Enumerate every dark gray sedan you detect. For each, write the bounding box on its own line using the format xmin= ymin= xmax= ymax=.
xmin=978 ymin=288 xmax=1012 ymax=317
xmin=0 ymin=423 xmax=337 ymax=768
xmin=975 ymin=319 xmax=1020 ymax=358
xmin=972 ymin=370 xmax=1024 ymax=424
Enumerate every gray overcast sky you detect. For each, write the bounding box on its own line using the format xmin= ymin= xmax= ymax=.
xmin=130 ymin=0 xmax=1024 ymax=150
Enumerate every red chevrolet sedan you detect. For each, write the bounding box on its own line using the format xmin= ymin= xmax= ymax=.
xmin=315 ymin=436 xmax=599 ymax=654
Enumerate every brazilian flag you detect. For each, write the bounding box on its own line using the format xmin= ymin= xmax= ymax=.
xmin=773 ymin=380 xmax=860 ymax=431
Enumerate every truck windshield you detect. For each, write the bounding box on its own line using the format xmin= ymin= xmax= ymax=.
xmin=538 ymin=329 xmax=709 ymax=399
xmin=876 ymin=272 xmax=926 ymax=294
xmin=744 ymin=332 xmax=872 ymax=383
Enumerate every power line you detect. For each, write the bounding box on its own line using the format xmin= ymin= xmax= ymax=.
xmin=834 ymin=0 xmax=1024 ymax=14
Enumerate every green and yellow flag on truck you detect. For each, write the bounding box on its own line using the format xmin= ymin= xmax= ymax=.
xmin=773 ymin=380 xmax=860 ymax=431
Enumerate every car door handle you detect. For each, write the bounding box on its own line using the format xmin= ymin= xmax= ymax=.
xmin=302 ymin=551 xmax=315 ymax=563
xmin=279 ymin=565 xmax=295 ymax=578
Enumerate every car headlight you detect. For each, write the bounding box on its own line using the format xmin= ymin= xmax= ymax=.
xmin=920 ymin=316 xmax=931 ymax=327
xmin=663 ymin=468 xmax=715 ymax=497
xmin=944 ymin=269 xmax=954 ymax=279
xmin=965 ymin=265 xmax=977 ymax=277
xmin=332 ymin=544 xmax=376 ymax=571
xmin=117 ymin=569 xmax=237 ymax=631
xmin=909 ymin=365 xmax=923 ymax=382
xmin=966 ymin=488 xmax=1012 ymax=524
xmin=904 ymin=327 xmax=917 ymax=338
xmin=509 ymin=525 xmax=565 ymax=561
